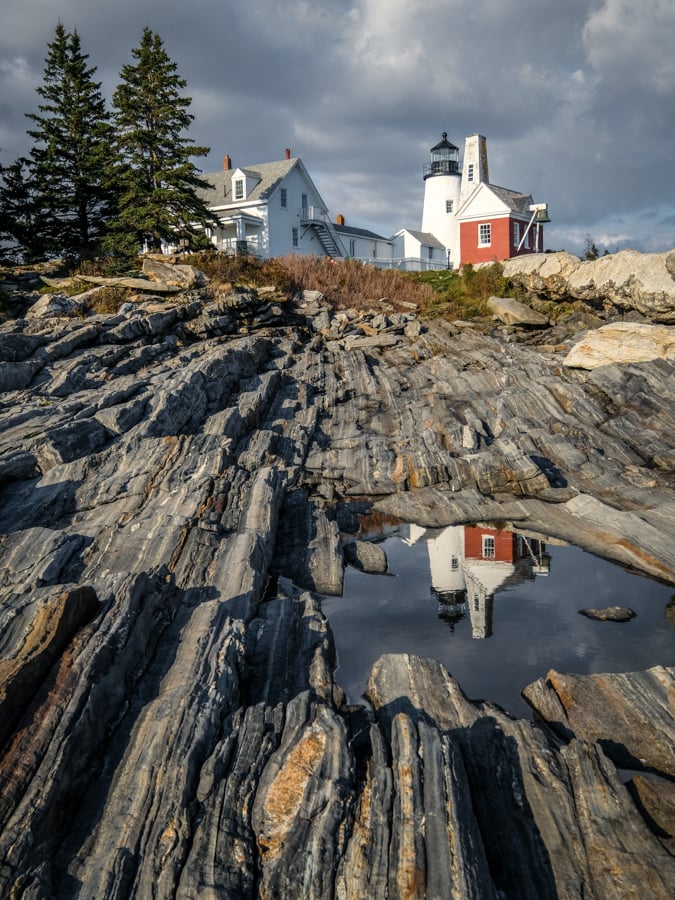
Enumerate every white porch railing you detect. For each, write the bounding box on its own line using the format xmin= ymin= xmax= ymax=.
xmin=354 ymin=257 xmax=451 ymax=271
xmin=299 ymin=205 xmax=329 ymax=223
xmin=217 ymin=236 xmax=262 ymax=255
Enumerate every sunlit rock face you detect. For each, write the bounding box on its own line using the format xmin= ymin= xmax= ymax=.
xmin=503 ymin=248 xmax=675 ymax=322
xmin=0 ymin=258 xmax=674 ymax=897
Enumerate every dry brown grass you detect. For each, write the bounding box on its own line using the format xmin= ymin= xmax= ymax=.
xmin=181 ymin=251 xmax=434 ymax=311
xmin=275 ymin=255 xmax=435 ymax=310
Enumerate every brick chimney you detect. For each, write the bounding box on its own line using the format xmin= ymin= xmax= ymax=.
xmin=285 ymin=148 xmax=291 ymax=160
xmin=336 ymin=214 xmax=345 ymax=226
xmin=223 ymin=154 xmax=232 ymax=171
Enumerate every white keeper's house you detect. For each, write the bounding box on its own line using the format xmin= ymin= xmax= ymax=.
xmin=197 ymin=149 xmax=394 ymax=263
xmin=196 ymin=133 xmax=548 ymax=270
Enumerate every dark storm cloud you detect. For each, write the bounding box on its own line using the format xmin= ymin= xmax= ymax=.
xmin=1 ymin=0 xmax=673 ymax=254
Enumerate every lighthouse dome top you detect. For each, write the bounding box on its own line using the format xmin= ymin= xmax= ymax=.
xmin=424 ymin=131 xmax=460 ymax=179
xmin=430 ymin=132 xmax=459 ymax=153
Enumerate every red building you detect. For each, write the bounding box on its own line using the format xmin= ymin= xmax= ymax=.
xmin=420 ymin=132 xmax=549 ymax=268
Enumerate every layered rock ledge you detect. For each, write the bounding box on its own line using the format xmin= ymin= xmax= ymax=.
xmin=0 ymin=260 xmax=674 ymax=897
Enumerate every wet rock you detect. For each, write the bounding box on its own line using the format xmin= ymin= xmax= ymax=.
xmin=579 ymin=605 xmax=636 ymax=621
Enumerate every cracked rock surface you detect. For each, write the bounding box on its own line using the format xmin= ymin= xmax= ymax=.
xmin=1 ymin=270 xmax=674 ymax=897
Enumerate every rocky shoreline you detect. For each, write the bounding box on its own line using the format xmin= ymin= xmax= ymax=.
xmin=0 ymin=252 xmax=674 ymax=897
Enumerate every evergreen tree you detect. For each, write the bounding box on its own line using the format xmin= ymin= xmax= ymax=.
xmin=106 ymin=28 xmax=216 ymax=256
xmin=25 ymin=23 xmax=115 ymax=261
xmin=0 ymin=157 xmax=44 ymax=262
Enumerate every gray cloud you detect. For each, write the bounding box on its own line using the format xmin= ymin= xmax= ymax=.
xmin=1 ymin=0 xmax=673 ymax=255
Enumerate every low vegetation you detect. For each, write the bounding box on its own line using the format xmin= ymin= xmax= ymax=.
xmin=182 ymin=251 xmax=525 ymax=321
xmin=4 ymin=249 xmax=535 ymax=325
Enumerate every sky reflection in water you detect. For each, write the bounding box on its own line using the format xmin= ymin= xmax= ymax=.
xmin=321 ymin=524 xmax=675 ymax=719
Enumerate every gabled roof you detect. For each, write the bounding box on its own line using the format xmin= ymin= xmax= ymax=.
xmin=456 ymin=181 xmax=532 ymax=219
xmin=487 ymin=184 xmax=532 ymax=214
xmin=395 ymin=228 xmax=446 ymax=249
xmin=198 ymin=158 xmax=300 ymax=206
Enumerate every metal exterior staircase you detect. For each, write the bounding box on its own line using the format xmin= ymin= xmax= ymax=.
xmin=300 ymin=207 xmax=346 ymax=259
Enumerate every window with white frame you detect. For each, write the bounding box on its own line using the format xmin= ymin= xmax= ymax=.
xmin=512 ymin=221 xmax=520 ymax=245
xmin=467 ymin=164 xmax=474 ymax=182
xmin=482 ymin=535 xmax=496 ymax=559
xmin=428 ymin=245 xmax=433 ymax=259
xmin=349 ymin=239 xmax=356 ymax=257
xmin=280 ymin=188 xmax=287 ymax=208
xmin=234 ymin=179 xmax=244 ymax=200
xmin=292 ymin=227 xmax=298 ymax=247
xmin=446 ymin=199 xmax=453 ymax=213
xmin=451 ymin=556 xmax=459 ymax=570
xmin=478 ymin=222 xmax=491 ymax=246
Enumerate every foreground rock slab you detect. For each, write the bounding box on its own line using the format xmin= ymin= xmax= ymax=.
xmin=0 ymin=263 xmax=674 ymax=897
xmin=523 ymin=666 xmax=675 ymax=778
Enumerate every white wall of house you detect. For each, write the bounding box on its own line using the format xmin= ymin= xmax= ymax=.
xmin=341 ymin=232 xmax=393 ymax=261
xmin=456 ymin=182 xmax=510 ymax=221
xmin=390 ymin=230 xmax=447 ymax=270
xmin=267 ymin=164 xmax=331 ymax=258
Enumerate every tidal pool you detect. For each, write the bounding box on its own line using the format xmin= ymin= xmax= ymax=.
xmin=321 ymin=523 xmax=675 ymax=719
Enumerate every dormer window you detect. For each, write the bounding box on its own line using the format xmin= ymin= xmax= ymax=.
xmin=234 ymin=179 xmax=244 ymax=200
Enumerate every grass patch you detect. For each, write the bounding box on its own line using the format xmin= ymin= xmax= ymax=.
xmin=409 ymin=263 xmax=528 ymax=321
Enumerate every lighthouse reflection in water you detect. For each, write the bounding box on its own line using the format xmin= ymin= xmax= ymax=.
xmin=321 ymin=521 xmax=674 ymax=718
xmin=413 ymin=523 xmax=551 ymax=639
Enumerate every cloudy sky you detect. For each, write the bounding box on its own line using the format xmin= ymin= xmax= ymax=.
xmin=1 ymin=0 xmax=674 ymax=256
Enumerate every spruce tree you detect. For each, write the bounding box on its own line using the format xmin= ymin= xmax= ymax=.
xmin=25 ymin=23 xmax=115 ymax=262
xmin=0 ymin=157 xmax=44 ymax=263
xmin=106 ymin=28 xmax=216 ymax=256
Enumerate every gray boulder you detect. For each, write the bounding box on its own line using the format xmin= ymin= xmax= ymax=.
xmin=487 ymin=295 xmax=549 ymax=326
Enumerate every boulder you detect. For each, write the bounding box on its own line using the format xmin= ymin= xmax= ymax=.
xmin=503 ymin=249 xmax=675 ymax=322
xmin=343 ymin=539 xmax=388 ymax=574
xmin=564 ymin=322 xmax=675 ymax=369
xmin=141 ymin=257 xmax=207 ymax=288
xmin=578 ymin=606 xmax=636 ymax=621
xmin=487 ymin=295 xmax=549 ymax=326
xmin=25 ymin=293 xmax=83 ymax=319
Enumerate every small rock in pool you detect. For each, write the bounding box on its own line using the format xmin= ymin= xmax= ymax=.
xmin=579 ymin=606 xmax=636 ymax=622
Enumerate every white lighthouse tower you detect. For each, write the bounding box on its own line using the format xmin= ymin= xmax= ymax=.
xmin=421 ymin=132 xmax=462 ymax=268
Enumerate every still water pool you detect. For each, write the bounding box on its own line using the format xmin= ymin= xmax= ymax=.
xmin=321 ymin=523 xmax=675 ymax=719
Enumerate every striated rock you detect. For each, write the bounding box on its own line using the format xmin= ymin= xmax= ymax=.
xmin=25 ymin=292 xmax=83 ymax=319
xmin=563 ymin=322 xmax=675 ymax=369
xmin=522 ymin=666 xmax=675 ymax=777
xmin=487 ymin=295 xmax=549 ymax=326
xmin=78 ymin=274 xmax=181 ymax=292
xmin=627 ymin=775 xmax=675 ymax=855
xmin=503 ymin=249 xmax=675 ymax=322
xmin=359 ymin=654 xmax=675 ymax=900
xmin=0 ymin=256 xmax=674 ymax=897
